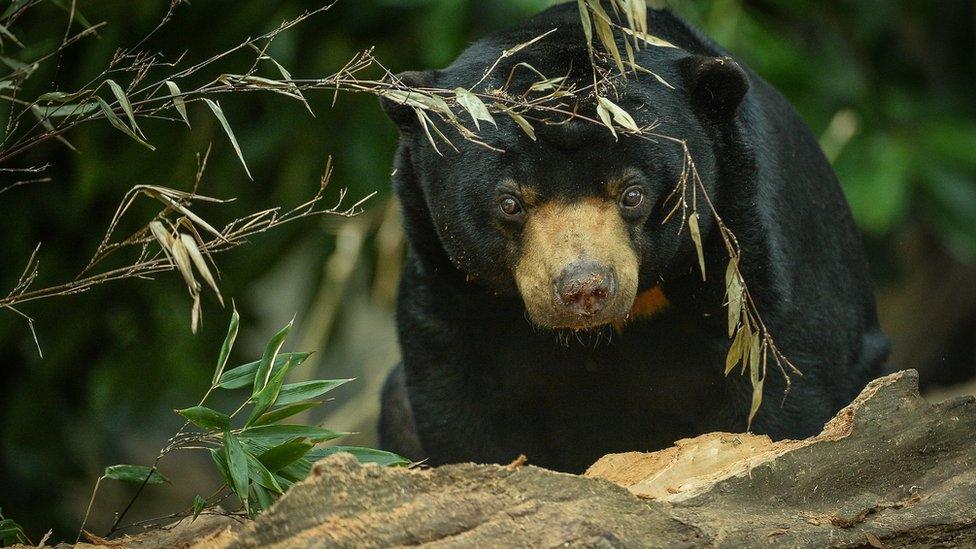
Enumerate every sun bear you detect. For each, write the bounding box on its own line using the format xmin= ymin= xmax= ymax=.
xmin=377 ymin=3 xmax=889 ymax=473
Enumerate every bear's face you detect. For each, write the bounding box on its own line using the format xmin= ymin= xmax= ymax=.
xmin=384 ymin=28 xmax=748 ymax=330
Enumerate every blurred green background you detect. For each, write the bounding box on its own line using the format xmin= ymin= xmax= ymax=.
xmin=1 ymin=0 xmax=974 ymax=541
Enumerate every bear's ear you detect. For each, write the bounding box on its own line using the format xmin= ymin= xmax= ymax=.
xmin=379 ymin=70 xmax=439 ymax=131
xmin=685 ymin=56 xmax=749 ymax=121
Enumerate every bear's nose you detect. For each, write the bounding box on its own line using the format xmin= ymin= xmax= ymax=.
xmin=555 ymin=261 xmax=616 ymax=316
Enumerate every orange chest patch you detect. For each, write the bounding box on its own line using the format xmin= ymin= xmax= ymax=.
xmin=613 ymin=286 xmax=670 ymax=332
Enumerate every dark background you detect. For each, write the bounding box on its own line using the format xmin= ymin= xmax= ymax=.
xmin=1 ymin=0 xmax=974 ymax=541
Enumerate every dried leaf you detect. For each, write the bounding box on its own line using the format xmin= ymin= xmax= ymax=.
xmin=203 ymin=98 xmax=252 ymax=180
xmin=527 ymin=76 xmax=567 ymax=93
xmin=595 ymin=99 xmax=617 ymax=139
xmin=380 ymin=89 xmax=453 ymax=118
xmin=724 ymin=327 xmax=743 ymax=376
xmin=153 ymin=192 xmax=227 ymax=242
xmin=726 ymin=259 xmax=742 ymax=338
xmin=165 ymin=81 xmax=189 ymax=127
xmin=589 ymin=0 xmax=625 ymax=74
xmin=747 ymin=335 xmax=764 ymax=430
xmin=414 ymin=108 xmax=442 ymax=156
xmin=619 ymin=26 xmax=679 ymax=48
xmin=180 ymin=233 xmax=223 ymax=305
xmin=454 ymin=88 xmax=495 ymax=131
xmin=597 ymin=96 xmax=639 ymax=132
xmin=268 ymin=58 xmax=313 ymax=116
xmin=500 ymin=108 xmax=536 ymax=141
xmin=148 ymin=221 xmax=175 ymax=265
xmin=577 ymin=0 xmax=593 ymax=52
xmin=169 ymin=235 xmax=200 ymax=294
xmin=689 ymin=212 xmax=706 ymax=281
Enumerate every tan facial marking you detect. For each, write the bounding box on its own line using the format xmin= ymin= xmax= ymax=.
xmin=515 ymin=197 xmax=639 ymax=328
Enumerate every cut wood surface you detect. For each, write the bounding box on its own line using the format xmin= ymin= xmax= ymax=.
xmin=66 ymin=370 xmax=976 ymax=548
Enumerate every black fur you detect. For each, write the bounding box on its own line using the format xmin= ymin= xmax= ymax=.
xmin=378 ymin=4 xmax=889 ymax=473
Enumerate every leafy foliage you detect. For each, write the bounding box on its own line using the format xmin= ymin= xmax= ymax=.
xmin=79 ymin=310 xmax=408 ymax=534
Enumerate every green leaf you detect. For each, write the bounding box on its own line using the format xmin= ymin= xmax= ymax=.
xmin=239 ymin=424 xmax=346 ymax=443
xmin=223 ymin=431 xmax=250 ymax=512
xmin=251 ymin=483 xmax=275 ymax=514
xmin=0 ymin=517 xmax=27 ymax=545
xmin=214 ymin=307 xmax=240 ymax=386
xmin=104 ymin=464 xmax=169 ymax=485
xmin=253 ymin=400 xmax=321 ymax=426
xmin=34 ymin=102 xmax=99 ymax=118
xmin=94 ymin=96 xmax=155 ymax=150
xmin=191 ymin=495 xmax=206 ymax=522
xmin=176 ymin=406 xmax=230 ymax=431
xmin=258 ymin=438 xmax=314 ymax=472
xmin=245 ymin=357 xmax=296 ymax=427
xmin=246 ymin=453 xmax=283 ymax=494
xmin=203 ymin=98 xmax=252 ymax=180
xmin=276 ymin=379 xmax=352 ymax=407
xmin=104 ymin=79 xmax=142 ymax=136
xmin=309 ymin=446 xmax=411 ymax=467
xmin=252 ymin=320 xmax=294 ymax=396
xmin=165 ymin=81 xmax=190 ymax=127
xmin=209 ymin=448 xmax=234 ymax=488
xmin=218 ymin=352 xmax=311 ymax=390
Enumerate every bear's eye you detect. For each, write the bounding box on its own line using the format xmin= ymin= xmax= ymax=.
xmin=619 ymin=186 xmax=644 ymax=209
xmin=498 ymin=195 xmax=524 ymax=217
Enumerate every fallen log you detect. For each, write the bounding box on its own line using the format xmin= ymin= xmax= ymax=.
xmin=74 ymin=370 xmax=976 ymax=548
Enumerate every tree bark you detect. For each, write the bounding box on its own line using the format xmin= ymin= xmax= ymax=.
xmin=78 ymin=370 xmax=975 ymax=548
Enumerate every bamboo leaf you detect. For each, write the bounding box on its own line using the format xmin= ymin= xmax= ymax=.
xmin=258 ymin=438 xmax=314 ymax=472
xmin=724 ymin=327 xmax=743 ymax=376
xmin=168 ymin=235 xmax=200 ymax=293
xmin=218 ymin=352 xmax=311 ymax=390
xmin=252 ymin=320 xmax=294 ymax=395
xmin=148 ymin=221 xmax=175 ymax=266
xmin=275 ymin=379 xmax=353 ymax=407
xmin=268 ymin=58 xmax=313 ymax=116
xmin=246 ymin=452 xmax=283 ymax=494
xmin=94 ymin=96 xmax=155 ymax=150
xmin=689 ymin=212 xmax=706 ymax=281
xmin=380 ymin=89 xmax=453 ymax=118
xmin=191 ymin=495 xmax=206 ymax=522
xmin=239 ymin=424 xmax=346 ymax=443
xmin=454 ymin=88 xmax=495 ymax=131
xmin=597 ymin=96 xmax=639 ymax=133
xmin=246 ymin=357 xmax=296 ymax=427
xmin=180 ymin=233 xmax=222 ymax=305
xmin=595 ymin=99 xmax=617 ymax=139
xmin=104 ymin=79 xmax=142 ymax=137
xmin=500 ymin=108 xmax=535 ymax=141
xmin=104 ymin=465 xmax=168 ymax=485
xmin=747 ymin=336 xmax=764 ymax=431
xmin=223 ymin=431 xmax=250 ymax=513
xmin=203 ymin=98 xmax=252 ymax=180
xmin=176 ymin=406 xmax=230 ymax=431
xmin=726 ymin=259 xmax=742 ymax=338
xmin=252 ymin=400 xmax=321 ymax=426
xmin=589 ymin=0 xmax=625 ymax=74
xmin=165 ymin=81 xmax=190 ymax=127
xmin=214 ymin=307 xmax=240 ymax=386
xmin=577 ymin=0 xmax=593 ymax=52
xmin=308 ymin=446 xmax=411 ymax=467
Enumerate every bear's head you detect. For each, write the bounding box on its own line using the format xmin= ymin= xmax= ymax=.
xmin=382 ymin=10 xmax=749 ymax=330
